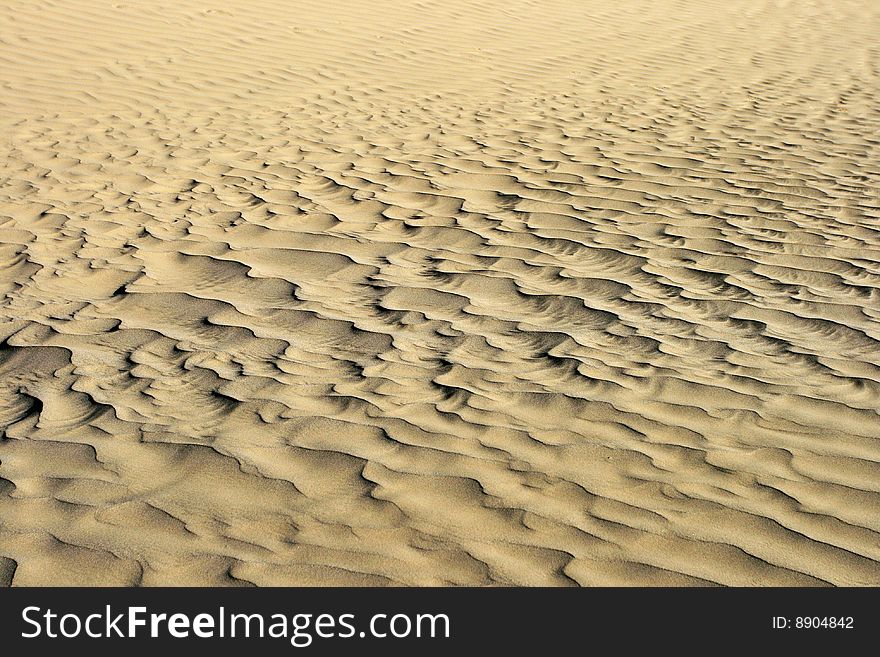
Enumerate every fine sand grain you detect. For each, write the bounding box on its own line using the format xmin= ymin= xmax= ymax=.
xmin=1 ymin=0 xmax=879 ymax=586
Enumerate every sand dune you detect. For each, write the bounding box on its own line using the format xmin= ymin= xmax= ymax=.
xmin=1 ymin=0 xmax=879 ymax=585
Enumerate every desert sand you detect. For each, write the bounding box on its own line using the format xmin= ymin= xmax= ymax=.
xmin=0 ymin=0 xmax=878 ymax=586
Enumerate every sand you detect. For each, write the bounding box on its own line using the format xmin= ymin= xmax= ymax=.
xmin=0 ymin=0 xmax=878 ymax=586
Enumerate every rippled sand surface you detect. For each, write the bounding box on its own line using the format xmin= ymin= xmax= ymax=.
xmin=1 ymin=0 xmax=879 ymax=586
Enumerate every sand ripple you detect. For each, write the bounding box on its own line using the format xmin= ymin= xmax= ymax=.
xmin=1 ymin=0 xmax=879 ymax=585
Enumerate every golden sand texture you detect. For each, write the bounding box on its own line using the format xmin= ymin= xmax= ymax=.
xmin=1 ymin=0 xmax=879 ymax=586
